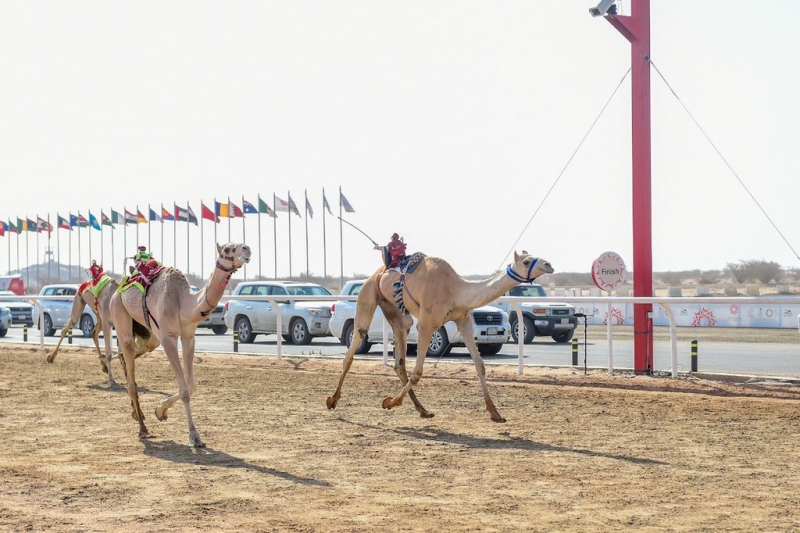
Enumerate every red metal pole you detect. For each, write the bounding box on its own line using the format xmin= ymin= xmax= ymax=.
xmin=606 ymin=0 xmax=653 ymax=374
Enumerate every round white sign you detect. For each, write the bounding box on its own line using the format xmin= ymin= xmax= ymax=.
xmin=592 ymin=251 xmax=627 ymax=292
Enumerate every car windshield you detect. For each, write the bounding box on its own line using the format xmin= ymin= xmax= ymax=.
xmin=287 ymin=285 xmax=331 ymax=296
xmin=509 ymin=286 xmax=547 ymax=297
xmin=0 ymin=290 xmax=26 ymax=302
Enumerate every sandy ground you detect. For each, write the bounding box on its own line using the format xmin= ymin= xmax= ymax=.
xmin=2 ymin=342 xmax=800 ymax=532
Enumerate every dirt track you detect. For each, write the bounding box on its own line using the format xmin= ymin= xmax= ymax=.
xmin=2 ymin=343 xmax=800 ymax=532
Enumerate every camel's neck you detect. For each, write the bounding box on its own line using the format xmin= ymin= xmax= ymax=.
xmin=196 ymin=261 xmax=234 ymax=313
xmin=460 ymin=270 xmax=520 ymax=309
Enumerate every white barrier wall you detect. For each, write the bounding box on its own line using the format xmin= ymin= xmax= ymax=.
xmin=573 ymin=301 xmax=800 ymax=329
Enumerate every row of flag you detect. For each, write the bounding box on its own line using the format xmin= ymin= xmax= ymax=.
xmin=0 ymin=191 xmax=356 ymax=237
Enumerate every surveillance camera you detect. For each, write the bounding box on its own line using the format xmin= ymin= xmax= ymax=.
xmin=589 ymin=0 xmax=617 ymax=17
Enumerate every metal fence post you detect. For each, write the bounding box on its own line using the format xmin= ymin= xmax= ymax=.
xmin=232 ymin=329 xmax=238 ymax=353
xmin=68 ymin=327 xmax=73 ymax=345
xmin=691 ymin=339 xmax=698 ymax=372
xmin=571 ymin=338 xmax=578 ymax=366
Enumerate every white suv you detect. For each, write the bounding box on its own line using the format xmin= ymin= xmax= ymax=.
xmin=489 ymin=283 xmax=577 ymax=343
xmin=329 ymin=279 xmax=511 ymax=356
xmin=32 ymin=284 xmax=98 ymax=337
xmin=224 ymin=281 xmax=333 ymax=345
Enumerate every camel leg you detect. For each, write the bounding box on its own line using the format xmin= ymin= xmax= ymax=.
xmin=47 ymin=294 xmax=87 ymax=364
xmin=119 ymin=329 xmax=150 ymax=438
xmin=157 ymin=334 xmax=204 ymax=448
xmin=381 ymin=302 xmax=433 ymax=418
xmin=326 ymin=285 xmax=380 ymax=410
xmin=155 ymin=334 xmax=199 ymax=417
xmin=100 ymin=318 xmax=116 ymax=386
xmin=382 ymin=315 xmax=436 ymax=412
xmin=455 ymin=318 xmax=506 ymax=422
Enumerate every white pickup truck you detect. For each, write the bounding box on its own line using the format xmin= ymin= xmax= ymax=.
xmin=488 ymin=283 xmax=577 ymax=343
xmin=329 ymin=279 xmax=511 ymax=356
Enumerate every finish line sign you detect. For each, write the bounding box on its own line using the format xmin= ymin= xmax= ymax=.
xmin=592 ymin=251 xmax=627 ymax=292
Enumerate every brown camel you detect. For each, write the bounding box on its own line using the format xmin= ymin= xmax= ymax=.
xmin=326 ymin=250 xmax=554 ymax=422
xmin=46 ymin=277 xmax=122 ymax=386
xmin=109 ymin=242 xmax=251 ymax=447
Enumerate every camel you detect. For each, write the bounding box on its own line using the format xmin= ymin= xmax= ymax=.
xmin=109 ymin=242 xmax=251 ymax=447
xmin=326 ymin=250 xmax=554 ymax=422
xmin=46 ymin=276 xmax=122 ymax=386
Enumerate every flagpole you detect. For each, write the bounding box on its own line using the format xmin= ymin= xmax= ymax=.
xmin=111 ymin=216 xmax=115 ymax=276
xmin=36 ymin=217 xmax=40 ymax=289
xmin=87 ymin=213 xmax=92 ymax=266
xmin=288 ymin=191 xmax=293 ymax=278
xmin=273 ymin=194 xmax=278 ymax=279
xmin=77 ymin=214 xmax=82 ymax=280
xmin=227 ymin=196 xmax=232 ymax=243
xmin=304 ymin=189 xmax=309 ymax=277
xmin=122 ymin=208 xmax=127 ymax=272
xmin=257 ymin=194 xmax=263 ymax=279
xmin=100 ymin=214 xmax=104 ymax=267
xmin=56 ymin=215 xmax=61 ymax=282
xmin=339 ymin=187 xmax=344 ymax=288
xmin=200 ymin=202 xmax=205 ymax=280
xmin=187 ymin=202 xmax=191 ymax=277
xmin=322 ymin=188 xmax=328 ymax=279
xmin=173 ymin=203 xmax=177 ymax=267
xmin=68 ymin=216 xmax=72 ymax=282
xmin=135 ymin=205 xmax=140 ymax=247
xmin=213 ymin=198 xmax=218 ymax=269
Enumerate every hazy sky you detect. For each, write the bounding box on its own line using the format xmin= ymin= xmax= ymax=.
xmin=1 ymin=1 xmax=798 ymax=282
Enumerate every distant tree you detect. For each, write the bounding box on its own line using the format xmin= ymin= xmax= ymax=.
xmin=698 ymin=270 xmax=722 ymax=285
xmin=657 ymin=271 xmax=684 ymax=285
xmin=725 ymin=262 xmax=748 ymax=283
xmin=746 ymin=260 xmax=782 ymax=284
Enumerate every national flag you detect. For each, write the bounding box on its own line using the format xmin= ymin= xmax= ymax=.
xmin=340 ymin=192 xmax=355 ymax=213
xmin=258 ymin=197 xmax=277 ymax=218
xmin=175 ymin=204 xmax=189 ymax=222
xmin=76 ymin=214 xmax=89 ymax=228
xmin=8 ymin=221 xmax=19 ymax=234
xmin=124 ymin=209 xmax=137 ymax=224
xmin=27 ymin=218 xmax=38 ymax=232
xmin=0 ymin=221 xmax=5 ymax=237
xmin=187 ymin=205 xmax=198 ymax=225
xmin=37 ymin=217 xmax=53 ymax=233
xmin=149 ymin=208 xmax=161 ymax=222
xmin=69 ymin=214 xmax=78 ymax=228
xmin=275 ymin=197 xmax=290 ymax=212
xmin=137 ymin=210 xmax=147 ymax=224
xmin=229 ymin=202 xmax=243 ymax=218
xmin=89 ymin=213 xmax=101 ymax=231
xmin=242 ymin=199 xmax=258 ymax=214
xmin=305 ymin=197 xmax=314 ymax=219
xmin=101 ymin=211 xmax=114 ymax=228
xmin=17 ymin=218 xmax=26 ymax=232
xmin=323 ymin=193 xmax=332 ymax=215
xmin=111 ymin=209 xmax=123 ymax=225
xmin=215 ymin=201 xmax=230 ymax=218
xmin=161 ymin=207 xmax=174 ymax=221
xmin=201 ymin=203 xmax=220 ymax=223
xmin=288 ymin=195 xmax=301 ymax=217
xmin=58 ymin=215 xmax=71 ymax=230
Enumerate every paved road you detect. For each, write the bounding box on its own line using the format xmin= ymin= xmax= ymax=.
xmin=4 ymin=324 xmax=799 ymax=378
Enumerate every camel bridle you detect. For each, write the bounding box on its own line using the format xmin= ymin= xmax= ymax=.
xmin=505 ymin=257 xmax=540 ymax=283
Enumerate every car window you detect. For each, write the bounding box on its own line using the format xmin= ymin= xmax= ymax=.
xmin=66 ymin=288 xmax=77 ymax=295
xmin=44 ymin=288 xmax=57 ymax=296
xmin=238 ymin=285 xmax=254 ymax=296
xmin=255 ymin=286 xmax=269 ymax=296
xmin=350 ymin=283 xmax=363 ymax=296
xmin=269 ymin=286 xmax=287 ymax=296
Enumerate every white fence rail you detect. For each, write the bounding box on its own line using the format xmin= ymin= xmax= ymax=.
xmin=4 ymin=294 xmax=799 ymax=378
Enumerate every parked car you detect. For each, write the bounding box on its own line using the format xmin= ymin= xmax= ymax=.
xmin=488 ymin=283 xmax=577 ymax=343
xmin=329 ymin=279 xmax=511 ymax=356
xmin=0 ymin=305 xmax=11 ymax=337
xmin=0 ymin=289 xmax=35 ymax=327
xmin=31 ymin=284 xmax=97 ymax=337
xmin=224 ymin=281 xmax=333 ymax=344
xmin=191 ymin=286 xmax=228 ymax=335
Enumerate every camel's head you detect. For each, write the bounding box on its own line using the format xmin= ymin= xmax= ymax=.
xmin=507 ymin=251 xmax=554 ymax=283
xmin=216 ymin=242 xmax=252 ymax=272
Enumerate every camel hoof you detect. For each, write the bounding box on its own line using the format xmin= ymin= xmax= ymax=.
xmin=100 ymin=361 xmax=108 ymax=373
xmin=138 ymin=429 xmax=150 ymax=439
xmin=326 ymin=396 xmax=338 ymax=410
xmin=191 ymin=439 xmax=206 ymax=448
xmin=382 ymin=397 xmax=395 ymax=410
xmin=419 ymin=412 xmax=435 ymax=419
xmin=491 ymin=417 xmax=507 ymax=424
xmin=155 ymin=407 xmax=168 ymax=422
xmin=46 ymin=354 xmax=56 ymax=363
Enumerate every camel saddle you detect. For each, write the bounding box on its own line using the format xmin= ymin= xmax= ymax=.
xmin=391 ymin=252 xmax=426 ymax=313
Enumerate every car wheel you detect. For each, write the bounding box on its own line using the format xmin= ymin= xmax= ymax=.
xmin=0 ymin=327 xmax=7 ymax=338
xmin=234 ymin=317 xmax=256 ymax=343
xmin=211 ymin=325 xmax=228 ymax=335
xmin=281 ymin=334 xmax=293 ymax=344
xmin=478 ymin=343 xmax=503 ymax=355
xmin=80 ymin=315 xmax=95 ymax=338
xmin=42 ymin=314 xmax=55 ymax=337
xmin=552 ymin=330 xmax=574 ymax=343
xmin=344 ymin=323 xmax=373 ymax=355
xmin=426 ymin=327 xmax=451 ymax=357
xmin=290 ymin=318 xmax=312 ymax=345
xmin=510 ymin=316 xmax=535 ymax=344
